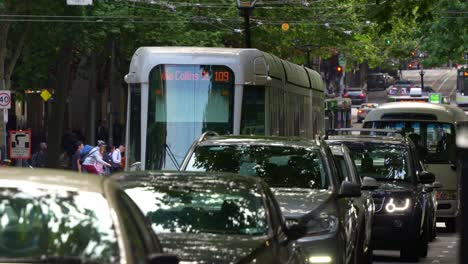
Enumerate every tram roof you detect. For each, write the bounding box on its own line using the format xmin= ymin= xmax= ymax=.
xmin=365 ymin=102 xmax=468 ymax=123
xmin=125 ymin=47 xmax=324 ymax=91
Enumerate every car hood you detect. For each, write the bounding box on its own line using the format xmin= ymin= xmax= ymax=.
xmin=272 ymin=188 xmax=333 ymax=219
xmin=372 ymin=181 xmax=416 ymax=196
xmin=159 ymin=233 xmax=269 ymax=264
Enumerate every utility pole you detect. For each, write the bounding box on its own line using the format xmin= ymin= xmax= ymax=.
xmin=236 ymin=0 xmax=257 ymax=48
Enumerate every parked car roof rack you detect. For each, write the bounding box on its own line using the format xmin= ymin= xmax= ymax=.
xmin=197 ymin=131 xmax=220 ymax=143
xmin=326 ymin=128 xmax=405 ymax=138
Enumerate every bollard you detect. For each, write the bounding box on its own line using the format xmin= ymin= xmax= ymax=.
xmin=456 ymin=123 xmax=468 ymax=264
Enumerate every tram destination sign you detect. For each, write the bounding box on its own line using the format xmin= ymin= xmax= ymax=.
xmin=159 ymin=66 xmax=233 ymax=83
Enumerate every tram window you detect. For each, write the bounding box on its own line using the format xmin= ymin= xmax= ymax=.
xmin=147 ymin=64 xmax=234 ymax=170
xmin=128 ymin=85 xmax=141 ymax=169
xmin=241 ymin=86 xmax=265 ymax=135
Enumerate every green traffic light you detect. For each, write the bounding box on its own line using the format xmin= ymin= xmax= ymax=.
xmin=385 ymin=39 xmax=391 ymax=45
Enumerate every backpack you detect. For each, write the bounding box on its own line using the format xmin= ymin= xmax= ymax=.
xmin=79 ymin=145 xmax=95 ymax=165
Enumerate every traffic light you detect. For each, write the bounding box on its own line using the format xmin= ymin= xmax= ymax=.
xmin=411 ymin=51 xmax=416 ymax=57
xmin=385 ymin=39 xmax=391 ymax=45
xmin=336 ymin=66 xmax=343 ymax=73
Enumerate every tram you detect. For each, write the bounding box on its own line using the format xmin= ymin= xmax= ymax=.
xmin=455 ymin=67 xmax=468 ymax=108
xmin=124 ymin=47 xmax=326 ymax=170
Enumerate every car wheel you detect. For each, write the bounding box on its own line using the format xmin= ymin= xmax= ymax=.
xmin=445 ymin=218 xmax=456 ymax=233
xmin=419 ymin=220 xmax=429 ymax=258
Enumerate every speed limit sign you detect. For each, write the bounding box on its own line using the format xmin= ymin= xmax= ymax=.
xmin=0 ymin=91 xmax=11 ymax=109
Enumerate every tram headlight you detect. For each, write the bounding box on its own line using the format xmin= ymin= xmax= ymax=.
xmin=385 ymin=198 xmax=411 ymax=213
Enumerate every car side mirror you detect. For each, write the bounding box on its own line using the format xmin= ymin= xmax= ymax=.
xmin=361 ymin=177 xmax=379 ymax=191
xmin=338 ymin=181 xmax=361 ymax=198
xmin=420 ymin=171 xmax=435 ymax=184
xmin=432 ymin=181 xmax=443 ymax=189
xmin=148 ymin=253 xmax=179 ymax=264
xmin=285 ymin=223 xmax=307 ymax=241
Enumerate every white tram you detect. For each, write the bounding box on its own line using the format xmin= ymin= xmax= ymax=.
xmin=124 ymin=47 xmax=326 ymax=170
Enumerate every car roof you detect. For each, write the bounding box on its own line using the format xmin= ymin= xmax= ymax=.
xmin=196 ymin=135 xmax=321 ymax=149
xmin=0 ymin=168 xmax=105 ymax=193
xmin=113 ymin=171 xmax=261 ymax=188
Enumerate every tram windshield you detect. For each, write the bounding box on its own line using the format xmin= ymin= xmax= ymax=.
xmin=146 ymin=64 xmax=235 ymax=170
xmin=364 ymin=121 xmax=456 ymax=163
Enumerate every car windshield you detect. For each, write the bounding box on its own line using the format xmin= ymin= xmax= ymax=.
xmin=124 ymin=177 xmax=267 ymax=236
xmin=0 ymin=184 xmax=119 ymax=263
xmin=339 ymin=142 xmax=412 ymax=182
xmin=364 ymin=121 xmax=456 ymax=163
xmin=186 ymin=145 xmax=329 ymax=189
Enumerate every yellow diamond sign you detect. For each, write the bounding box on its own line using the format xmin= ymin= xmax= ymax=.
xmin=40 ymin=89 xmax=52 ymax=102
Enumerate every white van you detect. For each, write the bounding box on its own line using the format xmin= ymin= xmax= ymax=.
xmin=363 ymin=102 xmax=468 ymax=231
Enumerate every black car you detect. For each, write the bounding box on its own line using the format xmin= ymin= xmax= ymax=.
xmin=367 ymin=73 xmax=389 ymax=91
xmin=181 ymin=135 xmax=363 ymax=264
xmin=0 ymin=168 xmax=178 ymax=264
xmin=326 ymin=132 xmax=436 ymax=261
xmin=113 ymin=171 xmax=307 ymax=264
xmin=343 ymin=88 xmax=367 ymax=105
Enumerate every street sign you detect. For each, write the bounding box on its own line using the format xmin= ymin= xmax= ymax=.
xmin=40 ymin=89 xmax=52 ymax=102
xmin=67 ymin=0 xmax=92 ymax=5
xmin=0 ymin=90 xmax=11 ymax=109
xmin=9 ymin=130 xmax=31 ymax=159
xmin=338 ymin=54 xmax=346 ymax=67
xmin=429 ymin=93 xmax=442 ymax=104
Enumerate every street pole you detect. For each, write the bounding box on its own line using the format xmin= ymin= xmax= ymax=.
xmin=236 ymin=0 xmax=256 ymax=48
xmin=419 ymin=70 xmax=425 ymax=90
xmin=243 ymin=9 xmax=251 ymax=48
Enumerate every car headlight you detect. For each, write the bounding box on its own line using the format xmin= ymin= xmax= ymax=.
xmin=305 ymin=213 xmax=339 ymax=235
xmin=385 ymin=198 xmax=411 ymax=213
xmin=435 ymin=190 xmax=457 ymax=200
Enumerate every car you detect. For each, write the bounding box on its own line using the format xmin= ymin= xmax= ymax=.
xmin=366 ymin=73 xmax=393 ymax=91
xmin=113 ymin=171 xmax=307 ymax=264
xmin=343 ymin=88 xmax=367 ymax=105
xmin=180 ymin=134 xmax=363 ymax=264
xmin=0 ymin=168 xmax=178 ymax=264
xmin=328 ymin=144 xmax=379 ymax=264
xmin=326 ymin=131 xmax=437 ymax=261
xmin=357 ymin=103 xmax=379 ymax=123
xmin=388 ymin=79 xmax=414 ymax=93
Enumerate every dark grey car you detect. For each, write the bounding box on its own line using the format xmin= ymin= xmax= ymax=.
xmin=181 ymin=135 xmax=363 ymax=264
xmin=113 ymin=171 xmax=307 ymax=264
xmin=343 ymin=88 xmax=367 ymax=105
xmin=328 ymin=144 xmax=378 ymax=264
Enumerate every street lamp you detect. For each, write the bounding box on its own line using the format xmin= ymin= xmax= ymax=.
xmin=419 ymin=69 xmax=425 ymax=90
xmin=236 ymin=0 xmax=257 ymax=48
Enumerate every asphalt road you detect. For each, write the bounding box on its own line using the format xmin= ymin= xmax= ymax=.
xmin=352 ymin=68 xmax=461 ymax=264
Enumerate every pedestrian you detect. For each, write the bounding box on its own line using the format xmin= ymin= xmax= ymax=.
xmin=81 ymin=140 xmax=111 ymax=175
xmin=110 ymin=144 xmax=125 ymax=172
xmin=71 ymin=141 xmax=84 ymax=172
xmin=31 ymin=142 xmax=47 ymax=168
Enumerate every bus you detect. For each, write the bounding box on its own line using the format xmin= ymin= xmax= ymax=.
xmin=455 ymin=68 xmax=468 ymax=109
xmin=124 ymin=47 xmax=325 ymax=171
xmin=325 ymin=97 xmax=352 ymax=130
xmin=363 ymin=102 xmax=468 ymax=231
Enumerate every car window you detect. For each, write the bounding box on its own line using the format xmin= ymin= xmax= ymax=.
xmin=124 ymin=178 xmax=268 ymax=236
xmin=186 ymin=145 xmax=329 ymax=189
xmin=333 ymin=155 xmax=349 ymax=182
xmin=341 ymin=142 xmax=413 ymax=182
xmin=0 ymin=185 xmax=119 ymax=262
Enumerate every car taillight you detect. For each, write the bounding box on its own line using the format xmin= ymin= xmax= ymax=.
xmin=359 ymin=93 xmax=365 ymax=98
xmin=343 ymin=94 xmax=349 ymax=98
xmin=357 ymin=109 xmax=364 ymax=114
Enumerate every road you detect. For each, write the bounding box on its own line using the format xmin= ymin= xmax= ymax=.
xmin=351 ymin=68 xmax=461 ymax=263
xmin=374 ymin=226 xmax=459 ymax=264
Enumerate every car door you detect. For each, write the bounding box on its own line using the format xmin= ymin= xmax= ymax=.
xmin=333 ymin=154 xmax=360 ymax=264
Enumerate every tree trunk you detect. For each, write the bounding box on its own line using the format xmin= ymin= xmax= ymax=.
xmin=360 ymin=61 xmax=369 ymax=88
xmin=46 ymin=41 xmax=74 ymax=168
